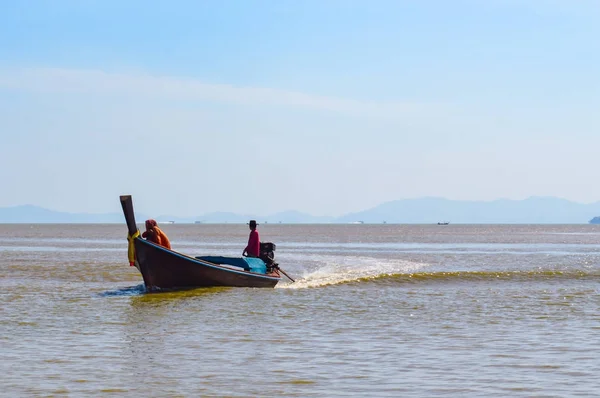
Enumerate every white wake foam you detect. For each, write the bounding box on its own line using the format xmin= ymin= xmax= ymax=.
xmin=276 ymin=254 xmax=429 ymax=289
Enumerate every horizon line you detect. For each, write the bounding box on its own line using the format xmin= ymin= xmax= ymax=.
xmin=2 ymin=195 xmax=600 ymax=219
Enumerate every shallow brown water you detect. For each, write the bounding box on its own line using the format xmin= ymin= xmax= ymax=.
xmin=1 ymin=224 xmax=599 ymax=396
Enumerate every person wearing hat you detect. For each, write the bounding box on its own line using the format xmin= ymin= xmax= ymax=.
xmin=243 ymin=220 xmax=260 ymax=257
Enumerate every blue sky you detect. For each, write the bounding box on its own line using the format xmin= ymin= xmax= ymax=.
xmin=1 ymin=0 xmax=599 ymax=217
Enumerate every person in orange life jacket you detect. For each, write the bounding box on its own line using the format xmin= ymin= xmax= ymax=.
xmin=142 ymin=219 xmax=172 ymax=250
xmin=243 ymin=220 xmax=260 ymax=257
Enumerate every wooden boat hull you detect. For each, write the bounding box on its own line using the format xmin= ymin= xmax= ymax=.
xmin=134 ymin=238 xmax=280 ymax=290
xmin=120 ymin=195 xmax=280 ymax=290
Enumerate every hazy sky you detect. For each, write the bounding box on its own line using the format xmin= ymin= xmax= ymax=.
xmin=1 ymin=0 xmax=599 ymax=217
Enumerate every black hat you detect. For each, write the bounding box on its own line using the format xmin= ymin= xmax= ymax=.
xmin=248 ymin=220 xmax=258 ymax=227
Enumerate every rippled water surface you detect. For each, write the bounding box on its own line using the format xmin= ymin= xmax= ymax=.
xmin=1 ymin=224 xmax=600 ymax=397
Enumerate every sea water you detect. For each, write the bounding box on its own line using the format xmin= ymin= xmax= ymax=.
xmin=1 ymin=224 xmax=599 ymax=397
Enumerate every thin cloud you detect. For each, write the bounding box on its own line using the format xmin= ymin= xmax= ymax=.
xmin=0 ymin=67 xmax=441 ymax=118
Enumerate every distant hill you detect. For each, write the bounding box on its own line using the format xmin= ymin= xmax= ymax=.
xmin=157 ymin=210 xmax=334 ymax=224
xmin=0 ymin=205 xmax=129 ymax=223
xmin=1 ymin=197 xmax=600 ymax=223
xmin=193 ymin=211 xmax=254 ymax=224
xmin=263 ymin=210 xmax=335 ymax=224
xmin=338 ymin=197 xmax=600 ymax=224
xmin=0 ymin=205 xmax=326 ymax=224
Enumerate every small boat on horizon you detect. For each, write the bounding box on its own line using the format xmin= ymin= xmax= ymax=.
xmin=437 ymin=221 xmax=450 ymax=225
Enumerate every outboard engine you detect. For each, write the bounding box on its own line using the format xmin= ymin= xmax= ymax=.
xmin=259 ymin=242 xmax=277 ymax=272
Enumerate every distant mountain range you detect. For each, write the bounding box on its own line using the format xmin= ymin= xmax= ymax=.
xmin=337 ymin=197 xmax=600 ymax=224
xmin=2 ymin=197 xmax=600 ymax=224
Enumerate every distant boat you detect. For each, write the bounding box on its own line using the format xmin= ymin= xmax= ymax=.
xmin=437 ymin=221 xmax=450 ymax=225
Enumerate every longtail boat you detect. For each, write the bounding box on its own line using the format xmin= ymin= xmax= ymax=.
xmin=120 ymin=195 xmax=285 ymax=291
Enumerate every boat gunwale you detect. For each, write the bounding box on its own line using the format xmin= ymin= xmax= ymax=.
xmin=136 ymin=238 xmax=281 ymax=281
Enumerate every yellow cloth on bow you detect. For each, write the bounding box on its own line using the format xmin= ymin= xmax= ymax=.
xmin=127 ymin=230 xmax=140 ymax=266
